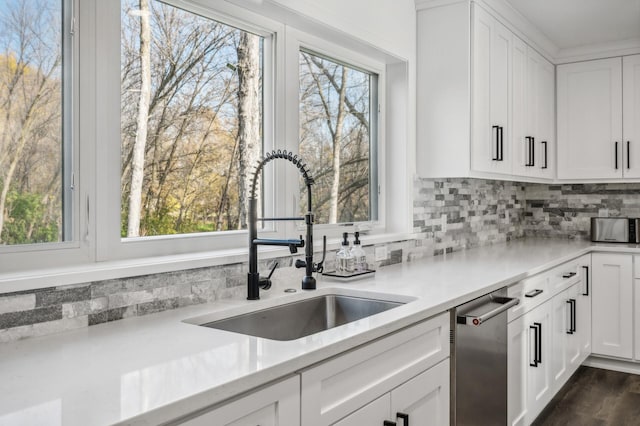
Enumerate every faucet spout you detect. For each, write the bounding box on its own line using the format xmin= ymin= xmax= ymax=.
xmin=247 ymin=150 xmax=318 ymax=300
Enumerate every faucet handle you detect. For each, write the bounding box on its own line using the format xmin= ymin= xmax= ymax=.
xmin=259 ymin=262 xmax=278 ymax=290
xmin=315 ymin=236 xmax=327 ymax=273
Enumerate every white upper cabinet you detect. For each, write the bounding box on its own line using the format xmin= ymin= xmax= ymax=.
xmin=416 ymin=1 xmax=555 ymax=182
xmin=513 ymin=44 xmax=555 ymax=179
xmin=624 ymin=55 xmax=640 ymax=178
xmin=472 ymin=4 xmax=512 ymax=175
xmin=557 ymin=57 xmax=623 ymax=179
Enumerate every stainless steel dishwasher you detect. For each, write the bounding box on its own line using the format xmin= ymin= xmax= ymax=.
xmin=450 ymin=288 xmax=519 ymax=426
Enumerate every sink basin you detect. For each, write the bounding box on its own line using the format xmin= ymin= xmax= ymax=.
xmin=198 ymin=294 xmax=405 ymax=341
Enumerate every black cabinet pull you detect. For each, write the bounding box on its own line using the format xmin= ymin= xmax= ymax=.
xmin=384 ymin=421 xmax=397 ymax=426
xmin=628 ymin=141 xmax=631 ymax=169
xmin=615 ymin=142 xmax=619 ymax=169
xmin=535 ymin=322 xmax=542 ymax=364
xmin=525 ymin=137 xmax=532 ymax=166
xmin=499 ymin=126 xmax=504 ymax=161
xmin=582 ymin=266 xmax=589 ymax=296
xmin=492 ymin=126 xmax=499 ymax=160
xmin=397 ymin=412 xmax=409 ymax=426
xmin=531 ymin=136 xmax=535 ymax=166
xmin=541 ymin=141 xmax=548 ymax=169
xmin=562 ymin=272 xmax=577 ymax=279
xmin=529 ymin=324 xmax=539 ymax=367
xmin=525 ymin=289 xmax=543 ymax=298
xmin=566 ymin=300 xmax=574 ymax=334
xmin=571 ymin=299 xmax=577 ymax=333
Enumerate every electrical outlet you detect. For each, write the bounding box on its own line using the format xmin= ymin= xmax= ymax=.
xmin=441 ymin=214 xmax=447 ymax=233
xmin=374 ymin=246 xmax=388 ymax=261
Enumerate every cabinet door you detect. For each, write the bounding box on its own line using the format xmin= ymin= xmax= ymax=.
xmin=332 ymin=394 xmax=390 ymax=426
xmin=535 ymin=56 xmax=555 ymax=179
xmin=524 ymin=302 xmax=553 ymax=423
xmin=592 ymin=253 xmax=633 ymax=359
xmin=511 ymin=37 xmax=529 ymax=177
xmin=636 ymin=278 xmax=640 ymax=361
xmin=624 ymin=54 xmax=640 ymax=177
xmin=557 ymin=57 xmax=623 ymax=179
xmin=550 ymin=287 xmax=571 ymax=390
xmin=391 ymin=359 xmax=449 ymax=426
xmin=180 ymin=376 xmax=300 ymax=426
xmin=471 ymin=5 xmax=511 ymax=174
xmin=577 ymin=262 xmax=592 ymax=360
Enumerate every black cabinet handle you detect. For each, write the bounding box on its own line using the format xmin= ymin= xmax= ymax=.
xmin=628 ymin=141 xmax=631 ymax=169
xmin=615 ymin=142 xmax=619 ymax=169
xmin=531 ymin=136 xmax=535 ymax=166
xmin=541 ymin=141 xmax=548 ymax=169
xmin=529 ymin=323 xmax=539 ymax=367
xmin=499 ymin=126 xmax=504 ymax=161
xmin=566 ymin=300 xmax=574 ymax=334
xmin=492 ymin=126 xmax=499 ymax=161
xmin=397 ymin=412 xmax=409 ymax=426
xmin=525 ymin=137 xmax=532 ymax=166
xmin=571 ymin=299 xmax=576 ymax=333
xmin=525 ymin=289 xmax=543 ymax=298
xmin=582 ymin=266 xmax=589 ymax=296
xmin=535 ymin=322 xmax=542 ymax=364
xmin=562 ymin=272 xmax=577 ymax=279
xmin=384 ymin=421 xmax=397 ymax=426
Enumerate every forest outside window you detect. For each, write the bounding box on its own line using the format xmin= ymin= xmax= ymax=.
xmin=0 ymin=0 xmax=70 ymax=246
xmin=299 ymin=49 xmax=378 ymax=226
xmin=120 ymin=0 xmax=264 ymax=239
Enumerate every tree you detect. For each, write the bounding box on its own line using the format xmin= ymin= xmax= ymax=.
xmin=299 ymin=51 xmax=371 ymax=224
xmin=236 ymin=32 xmax=261 ymax=230
xmin=0 ymin=0 xmax=62 ymax=244
xmin=126 ymin=0 xmax=151 ymax=237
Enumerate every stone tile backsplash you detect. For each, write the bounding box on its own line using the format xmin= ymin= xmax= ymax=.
xmin=523 ymin=183 xmax=640 ymax=239
xmin=2 ymin=178 xmax=636 ymax=342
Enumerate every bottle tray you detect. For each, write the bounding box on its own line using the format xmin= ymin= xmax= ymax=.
xmin=322 ymin=268 xmax=376 ymax=281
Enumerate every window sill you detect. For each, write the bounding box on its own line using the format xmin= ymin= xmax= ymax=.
xmin=0 ymin=232 xmax=416 ymax=294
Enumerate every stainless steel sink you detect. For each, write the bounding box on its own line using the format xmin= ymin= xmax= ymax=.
xmin=199 ymin=294 xmax=404 ymax=341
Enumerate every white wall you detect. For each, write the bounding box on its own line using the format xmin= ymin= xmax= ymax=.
xmin=267 ymin=0 xmax=416 ymax=62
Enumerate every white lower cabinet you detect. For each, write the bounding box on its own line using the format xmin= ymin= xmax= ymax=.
xmin=334 ymin=359 xmax=450 ymax=426
xmin=592 ymin=253 xmax=633 ymax=359
xmin=508 ymin=255 xmax=591 ymax=426
xmin=179 ymin=375 xmax=300 ymax=426
xmin=301 ymin=312 xmax=450 ymax=426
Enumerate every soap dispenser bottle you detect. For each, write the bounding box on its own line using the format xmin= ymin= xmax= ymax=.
xmin=335 ymin=232 xmax=354 ymax=273
xmin=350 ymin=231 xmax=367 ymax=271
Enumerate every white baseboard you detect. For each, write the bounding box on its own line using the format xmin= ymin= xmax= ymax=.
xmin=583 ymin=355 xmax=640 ymax=375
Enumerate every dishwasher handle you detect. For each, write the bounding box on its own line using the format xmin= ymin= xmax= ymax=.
xmin=458 ymin=296 xmax=520 ymax=326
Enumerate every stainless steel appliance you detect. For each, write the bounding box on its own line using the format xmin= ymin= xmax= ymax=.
xmin=451 ymin=289 xmax=519 ymax=426
xmin=591 ymin=217 xmax=639 ymax=243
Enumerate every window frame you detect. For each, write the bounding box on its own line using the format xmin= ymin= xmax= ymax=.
xmin=283 ymin=28 xmax=387 ymax=239
xmin=0 ymin=0 xmax=409 ymax=283
xmin=95 ymin=0 xmax=285 ymax=261
xmin=0 ymin=0 xmax=85 ymax=272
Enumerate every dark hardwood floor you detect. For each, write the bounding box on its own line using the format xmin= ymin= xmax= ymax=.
xmin=533 ymin=366 xmax=640 ymax=426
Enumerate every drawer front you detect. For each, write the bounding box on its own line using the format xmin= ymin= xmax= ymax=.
xmin=634 ymin=255 xmax=640 ymax=278
xmin=508 ymin=273 xmax=550 ymax=322
xmin=508 ymin=254 xmax=590 ymax=322
xmin=300 ymin=312 xmax=450 ymax=426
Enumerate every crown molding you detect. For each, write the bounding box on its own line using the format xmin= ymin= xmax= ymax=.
xmin=555 ymin=37 xmax=640 ymax=64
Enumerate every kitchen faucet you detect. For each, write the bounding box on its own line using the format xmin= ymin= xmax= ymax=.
xmin=247 ymin=149 xmax=325 ymax=300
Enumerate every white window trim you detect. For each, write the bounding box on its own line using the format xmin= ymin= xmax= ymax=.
xmin=95 ymin=0 xmax=285 ymax=261
xmin=284 ymin=27 xmax=387 ymax=239
xmin=0 ymin=0 xmax=415 ymax=289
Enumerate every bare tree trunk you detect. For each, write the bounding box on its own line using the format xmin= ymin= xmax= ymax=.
xmin=329 ymin=68 xmax=348 ymax=224
xmin=127 ymin=0 xmax=151 ymax=237
xmin=236 ymin=32 xmax=260 ymax=230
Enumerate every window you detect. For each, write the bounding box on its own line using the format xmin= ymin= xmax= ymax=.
xmin=0 ymin=0 xmax=70 ymax=246
xmin=120 ymin=0 xmax=264 ymax=239
xmin=298 ymin=49 xmax=378 ymax=226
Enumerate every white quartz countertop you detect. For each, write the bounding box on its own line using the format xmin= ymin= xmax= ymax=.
xmin=0 ymin=239 xmax=637 ymax=425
